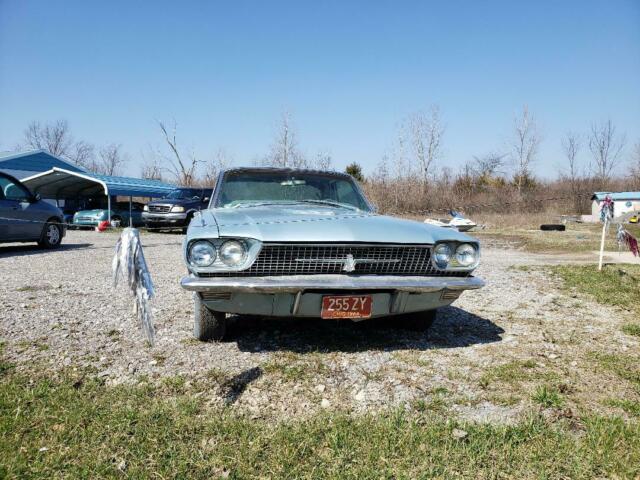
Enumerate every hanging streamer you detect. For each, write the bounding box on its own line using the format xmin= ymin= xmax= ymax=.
xmin=112 ymin=228 xmax=156 ymax=344
xmin=617 ymin=224 xmax=639 ymax=257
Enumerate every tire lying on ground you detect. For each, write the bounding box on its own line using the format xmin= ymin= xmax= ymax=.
xmin=540 ymin=224 xmax=566 ymax=231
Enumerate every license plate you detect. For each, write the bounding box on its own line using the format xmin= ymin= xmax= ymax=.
xmin=321 ymin=295 xmax=372 ymax=319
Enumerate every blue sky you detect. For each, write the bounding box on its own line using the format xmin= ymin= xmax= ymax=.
xmin=1 ymin=0 xmax=639 ymax=178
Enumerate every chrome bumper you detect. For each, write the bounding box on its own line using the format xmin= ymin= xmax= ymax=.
xmin=180 ymin=274 xmax=485 ymax=294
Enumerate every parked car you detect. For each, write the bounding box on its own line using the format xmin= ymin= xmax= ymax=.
xmin=142 ymin=187 xmax=213 ymax=232
xmin=72 ymin=201 xmax=145 ymax=228
xmin=180 ymin=167 xmax=484 ymax=341
xmin=0 ymin=171 xmax=66 ymax=248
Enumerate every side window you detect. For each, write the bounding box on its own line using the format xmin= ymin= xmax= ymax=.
xmin=0 ymin=176 xmax=31 ymax=202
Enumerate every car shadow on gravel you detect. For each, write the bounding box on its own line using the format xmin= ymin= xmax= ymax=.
xmin=0 ymin=243 xmax=94 ymax=258
xmin=231 ymin=306 xmax=504 ymax=353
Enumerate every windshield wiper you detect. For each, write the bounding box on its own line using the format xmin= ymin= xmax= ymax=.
xmin=296 ymin=199 xmax=360 ymax=211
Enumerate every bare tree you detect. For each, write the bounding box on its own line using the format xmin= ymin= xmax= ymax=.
xmin=403 ymin=106 xmax=444 ymax=184
xmin=68 ymin=141 xmax=96 ymax=170
xmin=472 ymin=152 xmax=506 ymax=178
xmin=561 ymin=132 xmax=584 ymax=211
xmin=140 ymin=157 xmax=165 ymax=181
xmin=631 ymin=141 xmax=640 ymax=187
xmin=313 ymin=150 xmax=333 ymax=170
xmin=203 ymin=149 xmax=232 ymax=186
xmin=263 ymin=111 xmax=307 ymax=168
xmin=157 ymin=120 xmax=200 ymax=186
xmin=96 ymin=144 xmax=127 ymax=176
xmin=511 ymin=105 xmax=541 ymax=195
xmin=23 ymin=120 xmax=73 ymax=156
xmin=588 ymin=119 xmax=626 ymax=183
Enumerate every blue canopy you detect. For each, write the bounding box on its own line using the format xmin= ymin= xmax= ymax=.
xmin=592 ymin=192 xmax=640 ymax=201
xmin=21 ymin=167 xmax=177 ymax=198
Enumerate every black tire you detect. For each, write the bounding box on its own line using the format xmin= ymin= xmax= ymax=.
xmin=193 ymin=293 xmax=227 ymax=341
xmin=540 ymin=224 xmax=566 ymax=231
xmin=396 ymin=309 xmax=437 ymax=331
xmin=38 ymin=221 xmax=63 ymax=249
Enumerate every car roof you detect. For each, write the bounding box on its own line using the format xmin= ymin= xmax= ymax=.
xmin=220 ymin=167 xmax=352 ymax=179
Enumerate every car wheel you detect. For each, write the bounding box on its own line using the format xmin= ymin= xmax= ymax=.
xmin=38 ymin=221 xmax=63 ymax=249
xmin=193 ymin=293 xmax=227 ymax=341
xmin=111 ymin=216 xmax=123 ymax=228
xmin=396 ymin=309 xmax=437 ymax=331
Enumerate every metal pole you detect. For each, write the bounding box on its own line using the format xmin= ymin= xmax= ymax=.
xmin=107 ymin=194 xmax=111 ymax=225
xmin=129 ymin=196 xmax=133 ymax=227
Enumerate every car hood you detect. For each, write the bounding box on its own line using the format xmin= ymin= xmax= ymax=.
xmin=148 ymin=198 xmax=200 ymax=207
xmin=74 ymin=209 xmax=106 ymax=216
xmin=191 ymin=204 xmax=476 ymax=244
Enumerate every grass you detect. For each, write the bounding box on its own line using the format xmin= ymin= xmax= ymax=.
xmin=473 ymin=215 xmax=640 ymax=254
xmin=622 ymin=323 xmax=640 ymax=337
xmin=532 ymin=385 xmax=565 ymax=409
xmin=2 ymin=368 xmax=640 ymax=479
xmin=552 ymin=264 xmax=640 ymax=318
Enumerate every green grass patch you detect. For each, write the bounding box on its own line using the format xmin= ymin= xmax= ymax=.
xmin=552 ymin=264 xmax=640 ymax=317
xmin=479 ymin=359 xmax=545 ymax=388
xmin=622 ymin=323 xmax=640 ymax=337
xmin=590 ymin=352 xmax=640 ymax=392
xmin=532 ymin=385 xmax=565 ymax=409
xmin=607 ymin=399 xmax=640 ymax=418
xmin=1 ymin=370 xmax=640 ymax=478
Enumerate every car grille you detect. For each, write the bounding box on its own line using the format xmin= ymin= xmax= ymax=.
xmin=149 ymin=205 xmax=171 ymax=213
xmin=201 ymin=243 xmax=470 ymax=277
xmin=74 ymin=216 xmax=96 ymax=223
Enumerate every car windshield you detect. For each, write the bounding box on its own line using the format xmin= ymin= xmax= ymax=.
xmin=216 ymin=171 xmax=370 ymax=211
xmin=165 ymin=188 xmax=202 ymax=200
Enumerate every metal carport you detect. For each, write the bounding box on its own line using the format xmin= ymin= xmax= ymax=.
xmin=21 ymin=167 xmax=176 ymax=225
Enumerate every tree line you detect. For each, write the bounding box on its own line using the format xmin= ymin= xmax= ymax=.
xmin=14 ymin=108 xmax=640 ymax=214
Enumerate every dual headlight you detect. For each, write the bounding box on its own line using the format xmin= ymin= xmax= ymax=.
xmin=433 ymin=242 xmax=479 ymax=270
xmin=188 ymin=239 xmax=247 ymax=268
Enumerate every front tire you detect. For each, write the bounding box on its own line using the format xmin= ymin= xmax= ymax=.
xmin=396 ymin=309 xmax=437 ymax=331
xmin=38 ymin=221 xmax=62 ymax=249
xmin=193 ymin=293 xmax=227 ymax=341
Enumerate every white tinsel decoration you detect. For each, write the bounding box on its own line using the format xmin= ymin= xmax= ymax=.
xmin=112 ymin=228 xmax=156 ymax=344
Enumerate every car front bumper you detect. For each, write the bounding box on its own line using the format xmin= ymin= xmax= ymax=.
xmin=181 ymin=274 xmax=484 ymax=294
xmin=142 ymin=211 xmax=188 ymax=227
xmin=181 ymin=274 xmax=484 ymax=317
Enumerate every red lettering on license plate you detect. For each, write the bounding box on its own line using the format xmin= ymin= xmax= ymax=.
xmin=321 ymin=295 xmax=372 ymax=319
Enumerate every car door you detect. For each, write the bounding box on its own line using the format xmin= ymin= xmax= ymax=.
xmin=0 ymin=174 xmax=42 ymax=240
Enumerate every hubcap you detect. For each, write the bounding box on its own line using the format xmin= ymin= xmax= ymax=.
xmin=46 ymin=225 xmax=60 ymax=244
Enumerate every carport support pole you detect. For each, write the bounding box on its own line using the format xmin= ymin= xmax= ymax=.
xmin=129 ymin=196 xmax=133 ymax=227
xmin=107 ymin=194 xmax=111 ymax=225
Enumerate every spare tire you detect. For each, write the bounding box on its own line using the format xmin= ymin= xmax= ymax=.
xmin=540 ymin=224 xmax=566 ymax=231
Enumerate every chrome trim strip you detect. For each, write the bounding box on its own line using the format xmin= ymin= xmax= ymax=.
xmin=181 ymin=274 xmax=485 ymax=294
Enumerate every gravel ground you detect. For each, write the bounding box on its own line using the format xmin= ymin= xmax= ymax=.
xmin=1 ymin=230 xmax=637 ymax=422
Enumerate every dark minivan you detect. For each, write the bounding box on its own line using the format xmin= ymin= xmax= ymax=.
xmin=0 ymin=172 xmax=66 ymax=248
xmin=142 ymin=187 xmax=213 ymax=232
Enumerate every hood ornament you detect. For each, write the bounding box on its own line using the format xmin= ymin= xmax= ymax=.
xmin=343 ymin=254 xmax=356 ymax=272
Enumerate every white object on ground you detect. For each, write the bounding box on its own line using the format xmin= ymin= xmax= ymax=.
xmin=424 ymin=211 xmax=477 ymax=232
xmin=112 ymin=228 xmax=156 ymax=344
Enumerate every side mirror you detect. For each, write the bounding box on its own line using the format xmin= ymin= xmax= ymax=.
xmin=202 ymin=197 xmax=210 ymax=203
xmin=31 ymin=194 xmax=41 ymax=202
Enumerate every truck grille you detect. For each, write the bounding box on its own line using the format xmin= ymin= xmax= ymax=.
xmin=202 ymin=243 xmax=469 ymax=277
xmin=149 ymin=205 xmax=171 ymax=213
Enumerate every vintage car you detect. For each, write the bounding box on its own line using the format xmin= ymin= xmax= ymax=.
xmin=180 ymin=168 xmax=484 ymax=341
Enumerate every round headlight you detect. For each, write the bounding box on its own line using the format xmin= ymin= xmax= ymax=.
xmin=433 ymin=243 xmax=451 ymax=268
xmin=219 ymin=240 xmax=247 ymax=266
xmin=189 ymin=241 xmax=216 ymax=267
xmin=455 ymin=243 xmax=478 ymax=267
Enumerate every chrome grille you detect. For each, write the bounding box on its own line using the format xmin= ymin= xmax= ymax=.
xmin=201 ymin=243 xmax=469 ymax=277
xmin=149 ymin=204 xmax=171 ymax=213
